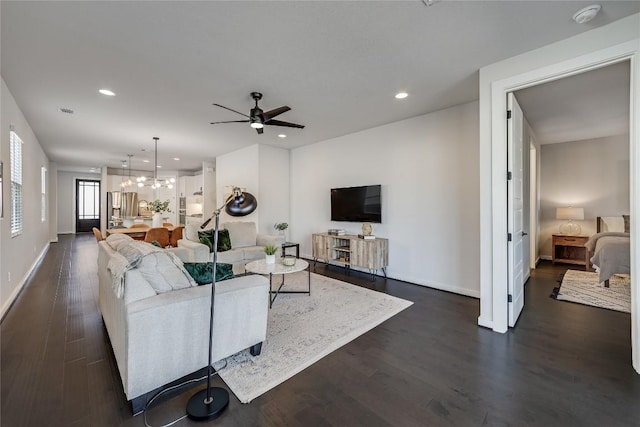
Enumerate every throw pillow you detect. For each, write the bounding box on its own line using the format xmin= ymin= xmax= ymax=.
xmin=198 ymin=229 xmax=232 ymax=253
xmin=623 ymin=214 xmax=630 ymax=233
xmin=183 ymin=262 xmax=234 ymax=285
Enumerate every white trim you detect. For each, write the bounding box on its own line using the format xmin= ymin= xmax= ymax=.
xmin=477 ymin=316 xmax=493 ymax=329
xmin=486 ymin=39 xmax=639 ymax=372
xmin=0 ymin=244 xmax=49 ymax=319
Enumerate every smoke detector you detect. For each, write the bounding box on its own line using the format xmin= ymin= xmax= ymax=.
xmin=573 ymin=5 xmax=601 ymax=24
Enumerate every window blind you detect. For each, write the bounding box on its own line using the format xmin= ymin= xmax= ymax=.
xmin=10 ymin=131 xmax=23 ymax=236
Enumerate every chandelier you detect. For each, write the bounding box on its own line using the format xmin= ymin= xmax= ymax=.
xmin=137 ymin=137 xmax=176 ymax=190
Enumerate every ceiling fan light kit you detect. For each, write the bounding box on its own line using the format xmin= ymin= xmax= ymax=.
xmin=210 ymin=92 xmax=305 ymax=134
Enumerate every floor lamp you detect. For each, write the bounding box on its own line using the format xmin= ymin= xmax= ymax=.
xmin=186 ymin=187 xmax=257 ymax=421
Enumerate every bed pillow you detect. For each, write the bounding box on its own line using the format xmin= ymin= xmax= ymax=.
xmin=182 ymin=262 xmax=234 ymax=285
xmin=623 ymin=215 xmax=630 ymax=233
xmin=602 ymin=216 xmax=625 ymax=233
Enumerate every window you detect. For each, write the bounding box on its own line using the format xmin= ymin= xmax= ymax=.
xmin=41 ymin=166 xmax=47 ymax=222
xmin=10 ymin=131 xmax=23 ymax=236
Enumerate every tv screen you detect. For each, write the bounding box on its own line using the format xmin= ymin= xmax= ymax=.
xmin=331 ymin=185 xmax=381 ymax=223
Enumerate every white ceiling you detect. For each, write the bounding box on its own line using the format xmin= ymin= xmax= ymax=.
xmin=515 ymin=60 xmax=630 ymax=145
xmin=2 ymin=1 xmax=638 ymax=173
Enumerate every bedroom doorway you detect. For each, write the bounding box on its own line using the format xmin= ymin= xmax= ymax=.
xmin=482 ymin=42 xmax=638 ymax=372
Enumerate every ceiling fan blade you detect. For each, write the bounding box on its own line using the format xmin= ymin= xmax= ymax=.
xmin=212 ymin=103 xmax=250 ymax=118
xmin=264 ymin=119 xmax=305 ymax=129
xmin=256 ymin=127 xmax=264 ymax=135
xmin=210 ymin=120 xmax=250 ymax=125
xmin=263 ymin=106 xmax=291 ymax=120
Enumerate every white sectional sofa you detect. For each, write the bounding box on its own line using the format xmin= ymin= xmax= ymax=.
xmin=97 ymin=235 xmax=269 ymax=414
xmin=178 ymin=221 xmax=285 ymax=274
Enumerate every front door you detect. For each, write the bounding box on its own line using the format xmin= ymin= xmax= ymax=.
xmin=76 ymin=179 xmax=100 ymax=233
xmin=507 ymin=93 xmax=525 ymax=327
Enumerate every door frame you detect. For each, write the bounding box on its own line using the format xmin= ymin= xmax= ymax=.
xmin=75 ymin=178 xmax=101 ymax=233
xmin=480 ymin=39 xmax=639 ymax=373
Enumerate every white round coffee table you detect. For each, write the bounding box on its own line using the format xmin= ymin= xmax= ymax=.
xmin=245 ymin=258 xmax=310 ymax=308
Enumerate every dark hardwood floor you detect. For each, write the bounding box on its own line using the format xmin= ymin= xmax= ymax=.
xmin=2 ymin=234 xmax=639 ymax=426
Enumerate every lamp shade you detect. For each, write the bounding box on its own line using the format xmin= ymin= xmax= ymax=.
xmin=556 ymin=207 xmax=584 ymax=221
xmin=225 ymin=192 xmax=257 ymax=216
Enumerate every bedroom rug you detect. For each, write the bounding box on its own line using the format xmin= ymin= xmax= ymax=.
xmin=551 ymin=269 xmax=630 ymax=313
xmin=213 ymin=271 xmax=413 ymax=403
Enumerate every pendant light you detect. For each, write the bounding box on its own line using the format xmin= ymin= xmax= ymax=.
xmin=136 ymin=137 xmax=175 ymax=189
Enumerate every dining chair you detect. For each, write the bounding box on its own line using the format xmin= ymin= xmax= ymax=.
xmin=162 ymin=222 xmax=174 ymax=228
xmin=169 ymin=225 xmax=184 ymax=247
xmin=92 ymin=227 xmax=104 ymax=242
xmin=144 ymin=227 xmax=170 ymax=248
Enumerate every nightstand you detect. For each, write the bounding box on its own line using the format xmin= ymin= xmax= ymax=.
xmin=552 ymin=234 xmax=590 ymax=270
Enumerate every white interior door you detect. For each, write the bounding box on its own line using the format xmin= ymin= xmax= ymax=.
xmin=507 ymin=93 xmax=525 ymax=327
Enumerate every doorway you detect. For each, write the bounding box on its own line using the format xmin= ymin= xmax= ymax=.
xmin=480 ymin=39 xmax=638 ymax=372
xmin=76 ymin=179 xmax=100 ymax=233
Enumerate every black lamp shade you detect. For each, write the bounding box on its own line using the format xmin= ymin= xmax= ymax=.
xmin=225 ymin=192 xmax=257 ymax=216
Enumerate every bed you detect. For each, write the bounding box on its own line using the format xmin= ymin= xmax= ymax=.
xmin=584 ymin=216 xmax=630 ymax=287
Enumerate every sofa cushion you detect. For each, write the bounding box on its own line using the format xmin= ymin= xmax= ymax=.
xmin=224 ymin=222 xmax=257 ymax=248
xmin=183 ymin=262 xmax=234 ymax=285
xmin=185 ymin=224 xmax=200 ymax=242
xmin=217 ymin=248 xmax=246 ymax=264
xmin=198 ymin=229 xmax=231 ymax=253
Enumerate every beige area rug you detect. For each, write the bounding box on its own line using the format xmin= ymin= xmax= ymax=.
xmin=552 ymin=269 xmax=631 ymax=313
xmin=213 ymin=271 xmax=413 ymax=403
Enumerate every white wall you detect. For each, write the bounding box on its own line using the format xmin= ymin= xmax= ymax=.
xmin=1 ymin=78 xmax=51 ymax=317
xmin=56 ymin=171 xmax=101 ymax=234
xmin=478 ymin=13 xmax=640 ymax=332
xmin=258 ymin=145 xmax=290 ymax=236
xmin=291 ymin=101 xmax=480 ymax=297
xmin=215 ymin=144 xmax=289 ymax=234
xmin=538 ymin=134 xmax=629 ymax=258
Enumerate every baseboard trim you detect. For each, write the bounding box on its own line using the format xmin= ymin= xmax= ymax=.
xmin=1 ymin=244 xmax=50 ymax=320
xmin=540 ymin=255 xmax=552 ymax=261
xmin=303 ymin=254 xmax=480 ymax=299
xmin=477 ymin=316 xmax=493 ymax=329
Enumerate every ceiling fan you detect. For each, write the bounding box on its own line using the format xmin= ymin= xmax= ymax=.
xmin=210 ymin=92 xmax=305 ymax=134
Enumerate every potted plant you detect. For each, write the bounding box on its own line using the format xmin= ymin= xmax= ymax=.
xmin=274 ymin=222 xmax=288 ymax=240
xmin=264 ymin=244 xmax=278 ymax=264
xmin=149 ymin=199 xmax=170 ymax=227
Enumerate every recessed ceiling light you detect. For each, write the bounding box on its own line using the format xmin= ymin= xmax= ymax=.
xmin=173 ymin=157 xmax=180 ymax=161
xmin=143 ymin=159 xmax=150 ymax=163
xmin=278 ymin=134 xmax=287 ymax=138
xmin=395 ymin=92 xmax=408 ymax=99
xmin=573 ymin=4 xmax=601 ymax=24
xmin=99 ymin=89 xmax=116 ymax=96
xmin=156 ymin=165 xmax=162 ymax=168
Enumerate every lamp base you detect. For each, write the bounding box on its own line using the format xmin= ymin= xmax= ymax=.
xmin=559 ymin=221 xmax=581 ymax=236
xmin=186 ymin=387 xmax=229 ymax=421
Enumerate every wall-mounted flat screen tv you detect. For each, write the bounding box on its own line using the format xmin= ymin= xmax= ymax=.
xmin=331 ymin=185 xmax=381 ymax=223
